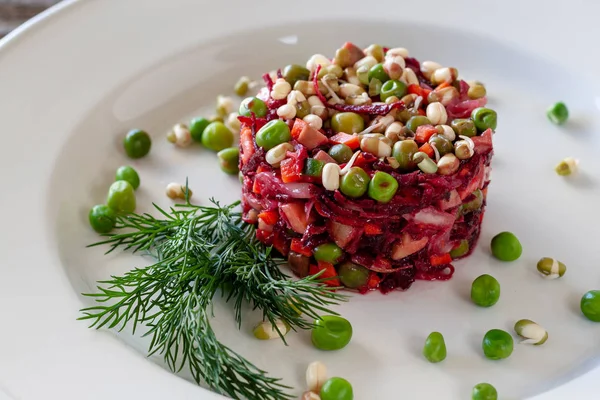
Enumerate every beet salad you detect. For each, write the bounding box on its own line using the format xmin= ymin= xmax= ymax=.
xmin=238 ymin=42 xmax=496 ymax=293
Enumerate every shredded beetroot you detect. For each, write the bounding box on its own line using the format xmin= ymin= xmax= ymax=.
xmin=313 ymin=65 xmax=406 ymax=115
xmin=237 ymin=115 xmax=268 ymax=132
xmin=262 ymin=73 xmax=274 ymax=92
xmin=238 ymin=46 xmax=495 ymax=294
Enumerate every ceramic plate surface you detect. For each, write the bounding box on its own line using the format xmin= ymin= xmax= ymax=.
xmin=1 ymin=0 xmax=599 ymax=399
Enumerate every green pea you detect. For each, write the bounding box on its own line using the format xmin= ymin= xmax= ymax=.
xmin=380 ymin=79 xmax=407 ymax=102
xmin=393 ymin=140 xmax=418 ymax=171
xmin=471 ymin=107 xmax=497 ymax=131
xmin=450 ymin=240 xmax=470 ymax=259
xmin=340 ymin=167 xmax=370 ymax=198
xmin=88 ymin=204 xmax=116 ymax=233
xmin=189 ymin=117 xmax=210 ymax=142
xmin=472 ymin=383 xmax=498 ymax=400
xmin=239 ymin=97 xmax=267 ymax=118
xmin=490 ymin=232 xmax=522 ymax=262
xmin=368 ymin=171 xmax=398 ymax=203
xmin=314 ymin=243 xmax=343 ymax=264
xmin=115 ymin=166 xmax=140 ymax=190
xmin=482 ymin=329 xmax=513 ymax=360
xmin=429 ymin=135 xmax=453 ymax=156
xmin=282 ymin=64 xmax=310 ymax=86
xmin=331 ymin=112 xmax=365 ymax=134
xmin=547 ymin=102 xmax=569 ymax=125
xmin=581 ymin=290 xmax=600 ymax=322
xmin=320 ymin=377 xmax=353 ymax=400
xmin=106 ymin=180 xmax=136 ymax=213
xmin=463 ymin=190 xmax=483 ymax=212
xmin=255 ymin=120 xmax=291 ymax=150
xmin=423 ymin=332 xmax=447 ymax=363
xmin=217 ymin=147 xmax=239 ymax=175
xmin=405 ymin=116 xmax=431 ymax=133
xmin=123 ymin=129 xmax=151 ymax=159
xmin=311 ymin=315 xmax=353 ymax=351
xmin=201 ymin=121 xmax=234 ymax=151
xmin=450 ymin=118 xmax=477 ymax=137
xmin=329 ymin=144 xmax=353 ymax=164
xmin=367 ymin=63 xmax=389 ymax=84
xmin=338 ymin=262 xmax=369 ymax=289
xmin=304 ymin=158 xmax=326 ymax=177
xmin=471 ymin=274 xmax=501 ymax=307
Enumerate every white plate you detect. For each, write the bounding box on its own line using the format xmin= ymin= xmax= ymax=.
xmin=1 ymin=0 xmax=600 ymax=399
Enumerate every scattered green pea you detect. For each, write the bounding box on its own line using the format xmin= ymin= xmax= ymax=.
xmin=490 ymin=232 xmax=522 ymax=262
xmin=202 ymin=121 xmax=234 ymax=151
xmin=547 ymin=102 xmax=569 ymax=125
xmin=115 ymin=165 xmax=140 ymax=190
xmin=482 ymin=329 xmax=513 ymax=360
xmin=88 ymin=204 xmax=116 ymax=233
xmin=471 ymin=274 xmax=501 ymax=307
xmin=367 ymin=63 xmax=389 ymax=84
xmin=312 ymin=315 xmax=353 ymax=351
xmin=380 ymin=79 xmax=407 ymax=102
xmin=338 ymin=262 xmax=369 ymax=289
xmin=329 ymin=144 xmax=353 ymax=164
xmin=340 ymin=167 xmax=370 ymax=198
xmin=189 ymin=117 xmax=210 ymax=142
xmin=239 ymin=97 xmax=267 ymax=118
xmin=368 ymin=171 xmax=398 ymax=203
xmin=331 ymin=112 xmax=364 ymax=134
xmin=314 ymin=243 xmax=343 ymax=264
xmin=581 ymin=290 xmax=600 ymax=322
xmin=471 ymin=107 xmax=497 ymax=131
xmin=123 ymin=129 xmax=151 ymax=159
xmin=423 ymin=332 xmax=447 ymax=363
xmin=217 ymin=147 xmax=239 ymax=175
xmin=472 ymin=383 xmax=498 ymax=400
xmin=255 ymin=120 xmax=291 ymax=150
xmin=320 ymin=377 xmax=354 ymax=400
xmin=106 ymin=180 xmax=136 ymax=213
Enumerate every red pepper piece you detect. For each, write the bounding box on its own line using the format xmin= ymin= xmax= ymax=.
xmin=290 ymin=238 xmax=312 ymax=257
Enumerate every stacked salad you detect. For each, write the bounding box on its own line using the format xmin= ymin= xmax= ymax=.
xmin=239 ymin=42 xmax=497 ymax=293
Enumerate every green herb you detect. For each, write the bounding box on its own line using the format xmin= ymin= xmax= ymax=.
xmin=79 ymin=198 xmax=346 ymax=400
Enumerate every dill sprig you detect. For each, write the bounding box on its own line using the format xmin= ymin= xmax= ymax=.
xmin=79 ymin=199 xmax=346 ymax=400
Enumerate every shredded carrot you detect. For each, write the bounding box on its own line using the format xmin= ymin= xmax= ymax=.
xmin=430 ymin=253 xmax=452 ymax=266
xmin=364 ymin=223 xmax=383 ymax=235
xmin=419 ymin=142 xmax=435 ymax=158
